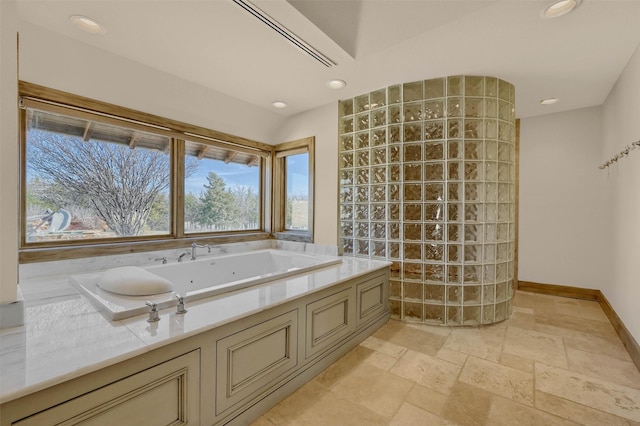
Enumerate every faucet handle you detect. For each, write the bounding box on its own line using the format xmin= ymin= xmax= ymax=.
xmin=175 ymin=294 xmax=187 ymax=314
xmin=154 ymin=257 xmax=167 ymax=264
xmin=145 ymin=301 xmax=160 ymax=322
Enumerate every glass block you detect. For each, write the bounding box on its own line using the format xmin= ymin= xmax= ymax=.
xmin=424 ymin=78 xmax=445 ymax=99
xmin=486 ymin=77 xmax=498 ymax=97
xmin=372 ymin=147 xmax=386 ymax=165
xmin=465 ymin=203 xmax=483 ymax=222
xmin=485 ymin=162 xmax=498 ymax=180
xmin=403 ymin=81 xmax=423 ymax=103
xmin=404 ymin=223 xmax=422 ymax=241
xmin=496 ymin=263 xmax=508 ymax=281
xmin=390 ymin=261 xmax=401 ymax=278
xmin=425 ymin=264 xmax=444 ymax=282
xmin=389 ymin=280 xmax=402 ymax=298
xmin=390 ymin=300 xmax=401 ymax=319
xmin=357 ymin=149 xmax=369 ymax=167
xmin=389 ymin=242 xmax=400 ymax=259
xmin=482 ymin=304 xmax=495 ymax=324
xmin=485 ymin=119 xmax=498 ymax=140
xmin=355 ymin=94 xmax=370 ymax=113
xmin=425 ymin=224 xmax=444 ymax=241
xmin=497 ymin=223 xmax=509 ymax=241
xmin=340 ymin=152 xmax=353 ymax=168
xmin=463 ymin=305 xmax=481 ymax=325
xmin=425 ymin=285 xmax=444 ymax=303
xmin=425 ymin=183 xmax=444 ymax=201
xmin=357 ymin=168 xmax=369 ymax=185
xmin=340 ymin=221 xmax=353 ymax=238
xmin=356 ymin=112 xmax=369 ymax=131
xmin=404 ymin=282 xmax=423 ymax=301
xmin=425 ymin=304 xmax=445 ymax=324
xmin=463 ymin=265 xmax=481 ymax=283
xmin=356 ymin=222 xmax=369 ymax=238
xmin=424 ymin=121 xmax=444 ymax=140
xmin=448 ymin=183 xmax=461 ymax=201
xmin=340 ymin=117 xmax=354 ymax=134
xmin=465 ymin=162 xmax=482 ymax=181
xmin=447 ymin=306 xmax=461 ymax=326
xmin=404 ymin=164 xmax=422 ymax=182
xmin=339 ymin=186 xmax=353 ymax=204
xmin=355 ymin=186 xmax=367 ymax=203
xmin=495 ymin=301 xmax=507 ymax=322
xmin=498 ymin=121 xmax=511 ymax=142
xmin=371 ymin=185 xmax=386 ymax=202
xmin=464 ymin=224 xmax=482 ymax=242
xmin=483 ymin=284 xmax=496 ymax=303
xmin=404 ymin=204 xmax=422 ymax=221
xmin=340 ymin=204 xmax=353 ymax=220
xmin=389 ymin=164 xmax=401 ymax=182
xmin=485 ymin=223 xmax=497 ymax=242
xmin=404 ymin=144 xmax=422 ymax=161
xmin=464 ymin=140 xmax=483 ymax=159
xmin=448 ymin=119 xmax=462 ymax=138
xmin=464 ymin=244 xmax=481 ymax=263
xmin=340 ymin=135 xmax=354 ymax=151
xmin=425 ymin=163 xmax=444 ymax=181
xmin=404 ymin=183 xmax=422 ymax=201
xmin=484 ymin=183 xmax=497 ymax=202
xmin=404 ymin=302 xmax=423 ymax=321
xmin=425 ymin=203 xmax=444 ymax=221
xmin=448 ymin=141 xmax=462 ymax=159
xmin=372 ymin=166 xmax=386 ymax=183
xmin=371 ymin=108 xmax=387 ymax=128
xmin=464 ymin=120 xmax=484 ymax=138
xmin=388 ymin=85 xmax=401 ymax=104
xmin=465 ymin=76 xmax=484 ymax=96
xmin=464 ymin=286 xmax=482 ymax=304
xmin=389 ymin=105 xmax=401 ymax=124
xmin=425 ymin=142 xmax=445 ymax=160
xmin=357 ymin=239 xmax=369 ymax=256
xmin=448 ymin=224 xmax=462 ymax=242
xmin=371 ymin=222 xmax=385 ymax=239
xmin=498 ymin=203 xmax=509 ymax=222
xmin=497 ymin=243 xmax=508 ymax=261
xmin=485 ymin=98 xmax=497 ymax=118
xmin=498 ymin=142 xmax=510 ymax=162
xmin=371 ymin=88 xmax=386 ymax=109
xmin=498 ymin=183 xmax=510 ymax=202
xmin=404 ymin=243 xmax=422 ymax=260
xmin=371 ymin=204 xmax=386 ymax=221
xmin=341 ymin=238 xmax=353 ymax=254
xmin=498 ymin=79 xmax=510 ymax=101
xmin=448 ymin=204 xmax=461 ymax=222
xmin=448 ymin=245 xmax=462 ymax=263
xmin=465 ymin=182 xmax=482 ymax=201
xmin=389 ymin=145 xmax=401 ymax=163
xmin=389 ymin=125 xmax=401 ymax=143
xmin=339 ymin=99 xmax=354 ymax=117
xmin=447 ymin=265 xmax=461 ymax=283
xmin=484 ymin=244 xmax=496 ymax=262
xmin=424 ymin=100 xmax=444 ymax=119
xmin=425 ymin=243 xmax=444 ymax=261
xmin=448 ymin=76 xmax=463 ymax=96
xmin=389 ymin=184 xmax=400 ymax=201
xmin=404 ymin=102 xmax=422 ymax=122
xmin=447 ymin=98 xmax=462 ymax=117
xmin=483 ymin=264 xmax=495 ymax=282
xmin=340 ymin=169 xmax=354 ymax=186
xmin=447 ymin=286 xmax=461 ymax=304
xmin=465 ymin=98 xmax=484 ymax=118
xmin=371 ymin=128 xmax=387 ymax=146
xmin=355 ymin=204 xmax=368 ymax=220
xmin=389 ymin=203 xmax=400 ymax=220
xmin=498 ymin=100 xmax=511 ymax=121
xmin=404 ymin=262 xmax=423 ymax=280
xmin=388 ymin=222 xmax=400 ymax=240
xmin=356 ymin=131 xmax=369 ymax=149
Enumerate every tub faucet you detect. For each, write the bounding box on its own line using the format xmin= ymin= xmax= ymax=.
xmin=178 ymin=251 xmax=190 ymax=262
xmin=191 ymin=243 xmax=210 ymax=260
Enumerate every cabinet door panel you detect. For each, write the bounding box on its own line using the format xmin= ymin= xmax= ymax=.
xmin=305 ymin=288 xmax=355 ymax=359
xmin=356 ymin=273 xmax=388 ymax=327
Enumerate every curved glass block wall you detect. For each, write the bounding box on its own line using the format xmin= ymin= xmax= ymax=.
xmin=338 ymin=76 xmax=516 ymax=325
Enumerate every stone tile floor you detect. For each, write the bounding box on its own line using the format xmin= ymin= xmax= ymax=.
xmin=252 ymin=291 xmax=640 ymax=425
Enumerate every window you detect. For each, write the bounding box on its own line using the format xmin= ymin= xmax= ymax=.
xmin=19 ymin=82 xmax=272 ymax=261
xmin=274 ymin=137 xmax=314 ymax=242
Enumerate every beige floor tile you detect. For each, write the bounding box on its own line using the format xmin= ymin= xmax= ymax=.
xmin=331 ymin=362 xmax=413 ymax=418
xmin=250 ymin=415 xmax=276 ymax=426
xmin=436 ymin=347 xmax=469 ymax=366
xmin=555 ymin=299 xmax=610 ymax=322
xmin=503 ymin=326 xmax=568 ymax=368
xmin=513 ymin=305 xmax=534 ymax=315
xmin=441 ymin=381 xmax=493 ymax=426
xmin=535 ymin=390 xmax=634 ymax=426
xmin=534 ymin=312 xmax=618 ymax=342
xmin=499 ymin=352 xmax=535 ymax=373
xmin=512 ymin=291 xmax=538 ymax=309
xmin=374 ymin=320 xmax=448 ymax=356
xmin=486 ymin=396 xmax=579 ymax=426
xmin=404 ymin=383 xmax=449 ymax=416
xmin=563 ymin=332 xmax=633 ymax=362
xmin=390 ymin=349 xmax=462 ymax=394
xmin=459 ymin=356 xmax=534 ymax=405
xmin=390 ymin=402 xmax=458 ymax=426
xmin=508 ymin=310 xmax=536 ymax=330
xmin=313 ymin=345 xmax=374 ymax=388
xmin=365 ymin=350 xmax=401 ymax=371
xmin=536 ymin=362 xmax=640 ymax=422
xmin=360 ymin=335 xmax=408 ymax=359
xmin=566 ymin=347 xmax=640 ymax=389
xmin=440 ymin=324 xmax=506 ymax=362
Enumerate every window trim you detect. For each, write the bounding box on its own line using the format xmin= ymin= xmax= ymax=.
xmin=272 ymin=137 xmax=315 ymax=243
xmin=19 ymin=81 xmax=273 ymax=263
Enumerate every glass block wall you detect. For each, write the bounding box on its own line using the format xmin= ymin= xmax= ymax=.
xmin=338 ymin=76 xmax=516 ymax=325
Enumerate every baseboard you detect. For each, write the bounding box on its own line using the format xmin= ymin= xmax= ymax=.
xmin=517 ymin=280 xmax=640 ymax=372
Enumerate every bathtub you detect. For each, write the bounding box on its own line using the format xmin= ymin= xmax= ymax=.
xmin=71 ymin=249 xmax=342 ymax=320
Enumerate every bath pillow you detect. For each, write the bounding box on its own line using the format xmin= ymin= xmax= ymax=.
xmin=97 ymin=266 xmax=173 ymax=296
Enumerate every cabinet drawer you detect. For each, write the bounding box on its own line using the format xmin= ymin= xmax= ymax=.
xmin=305 ymin=288 xmax=356 ymax=359
xmin=216 ymin=310 xmax=298 ymax=415
xmin=14 ymin=350 xmax=200 ymax=426
xmin=356 ymin=273 xmax=388 ymax=327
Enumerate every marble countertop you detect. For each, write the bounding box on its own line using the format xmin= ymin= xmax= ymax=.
xmin=0 ymin=256 xmax=389 ymax=404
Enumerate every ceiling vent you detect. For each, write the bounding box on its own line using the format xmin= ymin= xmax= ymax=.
xmin=233 ymin=0 xmax=336 ymax=68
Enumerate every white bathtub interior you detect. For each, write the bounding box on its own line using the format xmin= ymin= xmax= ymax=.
xmin=71 ymin=249 xmax=342 ymax=320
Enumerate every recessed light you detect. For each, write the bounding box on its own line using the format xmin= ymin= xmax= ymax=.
xmin=272 ymin=101 xmax=288 ymax=108
xmin=326 ymin=79 xmax=346 ymax=90
xmin=540 ymin=98 xmax=559 ymax=105
xmin=70 ymin=15 xmax=106 ymax=34
xmin=541 ymin=0 xmax=581 ymax=18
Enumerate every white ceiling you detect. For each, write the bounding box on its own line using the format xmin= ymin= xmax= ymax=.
xmin=17 ymin=0 xmax=640 ymax=119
